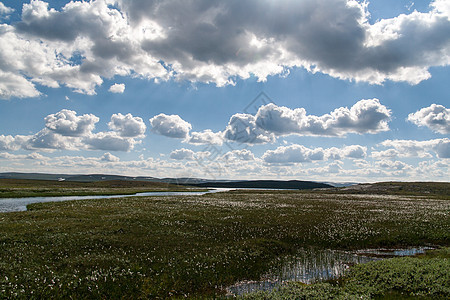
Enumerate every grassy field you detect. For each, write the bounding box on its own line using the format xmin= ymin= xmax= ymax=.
xmin=0 ymin=184 xmax=449 ymax=298
xmin=0 ymin=179 xmax=200 ymax=198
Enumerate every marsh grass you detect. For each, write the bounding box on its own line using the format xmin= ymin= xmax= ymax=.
xmin=0 ymin=190 xmax=448 ymax=298
xmin=0 ymin=179 xmax=199 ymax=198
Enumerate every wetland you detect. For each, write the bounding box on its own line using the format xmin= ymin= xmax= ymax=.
xmin=0 ymin=180 xmax=448 ymax=298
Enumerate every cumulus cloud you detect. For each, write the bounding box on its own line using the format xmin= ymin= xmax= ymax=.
xmin=101 ymin=152 xmax=120 ymax=162
xmin=170 ymin=148 xmax=195 ymax=160
xmin=109 ymin=83 xmax=125 ymax=93
xmin=262 ymin=144 xmax=325 ymax=164
xmin=169 ymin=148 xmax=213 ymax=161
xmin=0 ymin=70 xmax=41 ymax=99
xmin=434 ymin=139 xmax=450 ymax=158
xmin=0 ymin=0 xmax=449 ymax=98
xmin=0 ymin=3 xmax=14 ymax=15
xmin=223 ymin=99 xmax=390 ymax=145
xmin=263 ymin=144 xmax=368 ymax=164
xmin=26 ymin=128 xmax=80 ymax=150
xmin=224 ymin=113 xmax=275 ymax=144
xmin=185 ymin=130 xmax=223 ymax=145
xmin=376 ymin=160 xmax=411 ymax=170
xmin=1 ymin=109 xmax=144 ymax=152
xmin=84 ymin=131 xmax=138 ymax=151
xmin=325 ymin=145 xmax=367 ymax=160
xmin=44 ymin=109 xmax=99 ymax=137
xmin=150 ymin=113 xmax=192 ymax=138
xmin=256 ymin=99 xmax=391 ymax=137
xmin=108 ymin=113 xmax=146 ymax=138
xmin=0 ymin=135 xmax=30 ymax=151
xmin=221 ymin=149 xmax=255 ymax=161
xmin=407 ymin=104 xmax=450 ymax=134
xmin=371 ymin=148 xmax=400 ymax=159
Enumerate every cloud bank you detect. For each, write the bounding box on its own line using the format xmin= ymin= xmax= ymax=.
xmin=1 ymin=0 xmax=449 ymax=98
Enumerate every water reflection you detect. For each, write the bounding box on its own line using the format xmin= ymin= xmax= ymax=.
xmin=227 ymin=247 xmax=431 ymax=296
xmin=355 ymin=247 xmax=433 ymax=257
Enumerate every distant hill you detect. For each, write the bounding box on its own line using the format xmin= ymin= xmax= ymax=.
xmin=0 ymin=172 xmax=331 ymax=190
xmin=190 ymin=180 xmax=332 ymax=190
xmin=337 ymin=182 xmax=450 ymax=196
xmin=0 ymin=172 xmax=160 ymax=182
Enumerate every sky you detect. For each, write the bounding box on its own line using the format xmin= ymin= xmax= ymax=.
xmin=0 ymin=0 xmax=449 ymax=183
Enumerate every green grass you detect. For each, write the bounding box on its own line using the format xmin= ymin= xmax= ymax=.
xmin=0 ymin=190 xmax=448 ymax=298
xmin=0 ymin=179 xmax=202 ymax=198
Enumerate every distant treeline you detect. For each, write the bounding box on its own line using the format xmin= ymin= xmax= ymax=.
xmin=189 ymin=180 xmax=332 ymax=190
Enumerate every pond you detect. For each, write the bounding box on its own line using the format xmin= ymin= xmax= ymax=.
xmin=0 ymin=188 xmax=232 ymax=213
xmin=226 ymin=246 xmax=432 ymax=296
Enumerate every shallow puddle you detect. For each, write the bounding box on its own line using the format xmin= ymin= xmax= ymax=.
xmin=355 ymin=247 xmax=433 ymax=257
xmin=226 ymin=246 xmax=432 ymax=296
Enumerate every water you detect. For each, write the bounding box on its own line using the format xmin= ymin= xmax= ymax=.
xmin=226 ymin=246 xmax=432 ymax=296
xmin=0 ymin=188 xmax=232 ymax=213
xmin=355 ymin=247 xmax=434 ymax=257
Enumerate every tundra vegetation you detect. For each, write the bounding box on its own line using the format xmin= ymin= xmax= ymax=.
xmin=0 ymin=179 xmax=197 ymax=198
xmin=0 ymin=181 xmax=448 ymax=298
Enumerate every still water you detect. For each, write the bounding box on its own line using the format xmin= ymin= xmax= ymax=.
xmin=0 ymin=188 xmax=231 ymax=213
xmin=226 ymin=246 xmax=432 ymax=296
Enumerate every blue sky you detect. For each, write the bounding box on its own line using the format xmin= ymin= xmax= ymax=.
xmin=0 ymin=0 xmax=448 ymax=182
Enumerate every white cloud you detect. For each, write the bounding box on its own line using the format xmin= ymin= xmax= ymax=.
xmin=0 ymin=152 xmax=47 ymax=161
xmin=185 ymin=130 xmax=223 ymax=145
xmin=169 ymin=148 xmax=212 ymax=161
xmin=44 ymin=109 xmax=99 ymax=137
xmin=0 ymin=0 xmax=448 ymax=98
xmin=325 ymin=145 xmax=367 ymax=160
xmin=407 ymin=104 xmax=450 ymax=134
xmin=262 ymin=144 xmax=325 ymax=164
xmin=379 ymin=138 xmax=450 ymax=159
xmin=223 ymin=99 xmax=390 ymax=145
xmin=256 ymin=99 xmax=391 ymax=137
xmin=221 ymin=149 xmax=255 ymax=161
xmin=1 ymin=109 xmax=144 ymax=152
xmin=108 ymin=113 xmax=146 ymax=138
xmin=0 ymin=3 xmax=14 ymax=15
xmin=84 ymin=131 xmax=138 ymax=152
xmin=26 ymin=128 xmax=80 ymax=151
xmin=342 ymin=145 xmax=367 ymax=159
xmin=434 ymin=139 xmax=450 ymax=158
xmin=224 ymin=113 xmax=275 ymax=144
xmin=432 ymin=0 xmax=450 ymax=16
xmin=376 ymin=160 xmax=411 ymax=170
xmin=263 ymin=144 xmax=368 ymax=164
xmin=149 ymin=113 xmax=192 ymax=138
xmin=0 ymin=70 xmax=41 ymax=99
xmin=0 ymin=135 xmax=30 ymax=151
xmin=109 ymin=83 xmax=125 ymax=93
xmin=170 ymin=148 xmax=195 ymax=160
xmin=101 ymin=152 xmax=120 ymax=162
xmin=371 ymin=149 xmax=400 ymax=160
